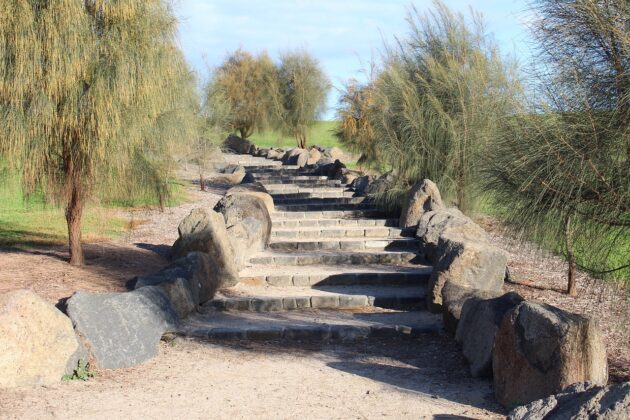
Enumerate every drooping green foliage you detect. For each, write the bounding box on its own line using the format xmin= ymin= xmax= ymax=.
xmin=485 ymin=0 xmax=630 ymax=290
xmin=275 ymin=50 xmax=330 ymax=148
xmin=0 ymin=0 xmax=198 ymax=264
xmin=205 ymin=49 xmax=278 ymax=139
xmin=337 ymin=1 xmax=519 ymax=212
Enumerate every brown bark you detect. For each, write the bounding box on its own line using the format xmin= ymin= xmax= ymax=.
xmin=199 ymin=173 xmax=206 ymax=191
xmin=65 ymin=172 xmax=85 ymax=266
xmin=565 ymin=215 xmax=577 ymax=297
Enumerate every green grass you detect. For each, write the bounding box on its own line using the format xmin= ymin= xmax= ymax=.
xmin=250 ymin=121 xmax=344 ymax=150
xmin=0 ymin=174 xmax=189 ymax=249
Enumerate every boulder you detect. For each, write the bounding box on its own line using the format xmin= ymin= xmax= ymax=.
xmin=307 ymin=148 xmax=322 ymax=165
xmin=428 ymin=230 xmax=507 ymax=312
xmin=256 ymin=148 xmax=269 ymax=157
xmin=441 ymin=282 xmax=501 ymax=333
xmin=214 ymin=194 xmax=272 ymax=267
xmin=508 ymin=381 xmax=630 ymax=420
xmin=341 ymin=170 xmax=360 ymax=185
xmin=66 ymin=287 xmax=178 ymax=369
xmin=455 ymin=291 xmax=525 ymax=377
xmin=171 ymin=208 xmax=239 ymax=288
xmin=323 ymin=146 xmax=343 ymax=160
xmin=216 ymin=164 xmax=246 ymax=184
xmin=0 ymin=290 xmax=84 ymax=388
xmin=227 ymin=183 xmax=274 ymax=214
xmin=266 ymin=149 xmax=282 ymax=160
xmin=248 ymin=144 xmax=257 ymax=155
xmin=315 ymin=157 xmax=335 ymax=168
xmin=416 ymin=208 xmax=487 ymax=261
xmin=352 ymin=175 xmax=375 ymax=197
xmin=223 ymin=134 xmax=252 ymax=154
xmin=493 ymin=301 xmax=608 ymax=408
xmin=134 ymin=251 xmax=217 ymax=306
xmin=283 ymin=148 xmax=309 ymax=167
xmin=366 ymin=171 xmax=395 ymax=195
xmin=399 ymin=179 xmax=444 ymax=229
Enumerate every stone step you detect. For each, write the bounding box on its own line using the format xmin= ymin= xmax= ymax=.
xmin=274 ymin=203 xmax=377 ymax=212
xmin=271 ymin=226 xmax=407 ymax=239
xmin=249 ymin=250 xmax=418 ymax=266
xmin=205 ymin=285 xmax=427 ymax=312
xmin=243 ymin=165 xmax=301 ymax=172
xmin=254 ymin=174 xmax=329 ymax=181
xmin=272 ymin=218 xmax=400 ymax=228
xmin=239 ymin=264 xmax=431 ymax=287
xmin=273 ymin=197 xmax=369 ymax=206
xmin=269 ymin=238 xmax=418 ymax=252
xmin=272 ymin=210 xmax=389 ymax=219
xmin=177 ymin=309 xmax=442 ymax=341
xmin=265 ymin=186 xmax=348 ymax=194
xmin=261 ymin=179 xmax=343 ymax=187
xmin=271 ymin=192 xmax=355 ymax=199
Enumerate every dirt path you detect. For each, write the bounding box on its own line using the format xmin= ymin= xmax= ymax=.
xmin=0 ymin=337 xmax=503 ymax=419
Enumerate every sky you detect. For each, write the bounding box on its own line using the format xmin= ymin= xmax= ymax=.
xmin=175 ymin=1 xmax=534 ymax=119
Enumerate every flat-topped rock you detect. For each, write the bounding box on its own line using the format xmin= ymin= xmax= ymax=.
xmin=177 ymin=309 xmax=442 ymax=341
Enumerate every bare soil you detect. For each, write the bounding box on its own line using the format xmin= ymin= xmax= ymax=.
xmin=0 ymin=166 xmax=628 ymax=418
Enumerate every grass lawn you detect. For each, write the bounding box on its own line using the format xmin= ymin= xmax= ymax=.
xmin=0 ymin=175 xmax=188 ymax=249
xmin=250 ymin=121 xmax=344 ymax=150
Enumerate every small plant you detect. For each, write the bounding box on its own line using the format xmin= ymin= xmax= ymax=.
xmin=63 ymin=359 xmax=96 ymax=382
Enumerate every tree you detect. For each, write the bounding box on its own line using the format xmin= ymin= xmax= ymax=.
xmin=275 ymin=50 xmax=330 ymax=148
xmin=0 ymin=0 xmax=196 ymax=265
xmin=207 ymin=49 xmax=278 ymax=139
xmin=337 ymin=1 xmax=519 ymax=212
xmin=485 ymin=0 xmax=630 ymax=295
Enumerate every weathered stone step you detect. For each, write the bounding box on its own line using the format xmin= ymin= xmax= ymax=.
xmin=274 ymin=203 xmax=377 ymax=212
xmin=243 ymin=165 xmax=301 ymax=172
xmin=205 ymin=285 xmax=427 ymax=312
xmin=253 ymin=174 xmax=329 ymax=181
xmin=269 ymin=237 xmax=418 ymax=251
xmin=177 ymin=309 xmax=442 ymax=341
xmin=260 ymin=179 xmax=343 ymax=187
xmin=271 ymin=226 xmax=407 ymax=239
xmin=272 ymin=210 xmax=389 ymax=219
xmin=273 ymin=197 xmax=369 ymax=206
xmin=271 ymin=192 xmax=355 ymax=199
xmin=249 ymin=250 xmax=418 ymax=266
xmin=239 ymin=264 xmax=431 ymax=287
xmin=272 ymin=218 xmax=399 ymax=228
xmin=265 ymin=186 xmax=347 ymax=194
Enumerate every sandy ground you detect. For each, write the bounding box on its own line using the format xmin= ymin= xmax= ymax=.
xmin=0 ymin=337 xmax=503 ymax=420
xmin=0 ymin=162 xmax=628 ymax=418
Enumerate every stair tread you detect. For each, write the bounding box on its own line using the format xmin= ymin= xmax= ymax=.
xmin=214 ymin=284 xmax=426 ymax=300
xmin=240 ymin=263 xmax=431 ymax=276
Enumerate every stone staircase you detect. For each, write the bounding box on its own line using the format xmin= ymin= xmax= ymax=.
xmin=178 ymin=154 xmax=440 ymax=341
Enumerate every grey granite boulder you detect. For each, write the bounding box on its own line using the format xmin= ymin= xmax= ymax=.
xmin=66 ymin=287 xmax=178 ymax=369
xmin=508 ymin=381 xmax=630 ymax=420
xmin=171 ymin=208 xmax=239 ymax=288
xmin=494 ymin=302 xmax=608 ymax=408
xmin=322 ymin=146 xmax=343 ymax=160
xmin=307 ymin=148 xmax=322 ymax=165
xmin=399 ymin=179 xmax=444 ymax=229
xmin=135 ymin=251 xmax=217 ymax=306
xmin=227 ymin=183 xmax=274 ymax=214
xmin=455 ymin=291 xmax=525 ymax=377
xmin=428 ymin=229 xmax=507 ymax=312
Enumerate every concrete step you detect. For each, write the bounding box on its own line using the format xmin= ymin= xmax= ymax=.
xmin=274 ymin=203 xmax=377 ymax=212
xmin=177 ymin=309 xmax=442 ymax=341
xmin=243 ymin=165 xmax=301 ymax=172
xmin=273 ymin=197 xmax=369 ymax=206
xmin=269 ymin=237 xmax=418 ymax=252
xmin=249 ymin=250 xmax=418 ymax=266
xmin=272 ymin=218 xmax=399 ymax=228
xmin=205 ymin=284 xmax=427 ymax=312
xmin=239 ymin=264 xmax=431 ymax=287
xmin=271 ymin=192 xmax=355 ymax=199
xmin=253 ymin=174 xmax=329 ymax=181
xmin=265 ymin=186 xmax=348 ymax=194
xmin=271 ymin=226 xmax=407 ymax=239
xmin=261 ymin=179 xmax=343 ymax=187
xmin=272 ymin=210 xmax=389 ymax=220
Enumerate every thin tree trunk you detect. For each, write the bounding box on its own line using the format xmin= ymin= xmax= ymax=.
xmin=65 ymin=173 xmax=85 ymax=266
xmin=199 ymin=173 xmax=206 ymax=191
xmin=565 ymin=215 xmax=577 ymax=297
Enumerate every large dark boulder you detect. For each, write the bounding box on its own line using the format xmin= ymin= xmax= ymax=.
xmin=494 ymin=302 xmax=608 ymax=408
xmin=508 ymin=381 xmax=630 ymax=420
xmin=171 ymin=208 xmax=239 ymax=288
xmin=351 ymin=175 xmax=375 ymax=197
xmin=366 ymin=171 xmax=395 ymax=195
xmin=399 ymin=179 xmax=444 ymax=229
xmin=223 ymin=134 xmax=252 ymax=154
xmin=455 ymin=291 xmax=525 ymax=377
xmin=66 ymin=287 xmax=178 ymax=369
xmin=134 ymin=251 xmax=217 ymax=307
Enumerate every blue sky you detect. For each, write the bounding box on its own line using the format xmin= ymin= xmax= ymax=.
xmin=175 ymin=1 xmax=534 ymax=119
